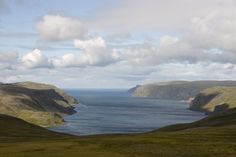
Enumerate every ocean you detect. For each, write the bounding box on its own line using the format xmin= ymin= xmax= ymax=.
xmin=50 ymin=89 xmax=205 ymax=136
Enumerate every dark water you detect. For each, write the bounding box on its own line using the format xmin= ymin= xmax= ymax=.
xmin=50 ymin=89 xmax=205 ymax=136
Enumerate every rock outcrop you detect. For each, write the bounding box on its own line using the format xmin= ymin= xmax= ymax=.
xmin=189 ymin=86 xmax=236 ymax=114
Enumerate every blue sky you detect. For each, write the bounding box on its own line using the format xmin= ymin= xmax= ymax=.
xmin=0 ymin=0 xmax=108 ymax=52
xmin=1 ymin=0 xmax=236 ymax=88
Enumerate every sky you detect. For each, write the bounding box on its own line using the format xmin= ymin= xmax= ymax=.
xmin=1 ymin=0 xmax=236 ymax=88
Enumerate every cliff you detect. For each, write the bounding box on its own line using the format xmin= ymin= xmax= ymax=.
xmin=190 ymin=86 xmax=236 ymax=114
xmin=130 ymin=81 xmax=236 ymax=100
xmin=0 ymin=82 xmax=78 ymax=127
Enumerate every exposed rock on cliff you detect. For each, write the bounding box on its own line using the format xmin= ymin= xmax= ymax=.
xmin=190 ymin=86 xmax=236 ymax=114
xmin=0 ymin=82 xmax=78 ymax=127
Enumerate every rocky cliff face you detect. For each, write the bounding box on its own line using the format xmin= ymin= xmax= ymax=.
xmin=189 ymin=86 xmax=236 ymax=114
xmin=130 ymin=81 xmax=236 ymax=100
xmin=0 ymin=82 xmax=78 ymax=127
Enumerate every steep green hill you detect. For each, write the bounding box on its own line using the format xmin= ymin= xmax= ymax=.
xmin=0 ymin=82 xmax=78 ymax=127
xmin=0 ymin=110 xmax=236 ymax=157
xmin=190 ymin=86 xmax=236 ymax=113
xmin=130 ymin=80 xmax=236 ymax=100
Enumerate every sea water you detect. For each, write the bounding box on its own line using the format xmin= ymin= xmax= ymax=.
xmin=51 ymin=89 xmax=205 ymax=136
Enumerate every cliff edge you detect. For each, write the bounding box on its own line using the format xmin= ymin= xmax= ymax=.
xmin=130 ymin=81 xmax=236 ymax=100
xmin=0 ymin=82 xmax=78 ymax=127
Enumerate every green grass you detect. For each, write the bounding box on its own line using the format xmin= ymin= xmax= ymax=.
xmin=17 ymin=110 xmax=64 ymax=127
xmin=0 ymin=110 xmax=236 ymax=157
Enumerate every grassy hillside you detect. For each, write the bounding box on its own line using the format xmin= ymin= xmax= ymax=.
xmin=0 ymin=114 xmax=68 ymax=140
xmin=158 ymin=108 xmax=236 ymax=131
xmin=190 ymin=86 xmax=236 ymax=113
xmin=0 ymin=110 xmax=236 ymax=157
xmin=130 ymin=80 xmax=236 ymax=100
xmin=0 ymin=82 xmax=78 ymax=127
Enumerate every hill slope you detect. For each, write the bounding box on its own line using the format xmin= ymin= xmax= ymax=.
xmin=158 ymin=108 xmax=236 ymax=131
xmin=0 ymin=114 xmax=67 ymax=140
xmin=0 ymin=82 xmax=78 ymax=127
xmin=190 ymin=86 xmax=236 ymax=113
xmin=130 ymin=80 xmax=236 ymax=100
xmin=0 ymin=109 xmax=236 ymax=157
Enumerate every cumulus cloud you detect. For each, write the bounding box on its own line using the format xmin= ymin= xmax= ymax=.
xmin=74 ymin=37 xmax=106 ymax=49
xmin=33 ymin=1 xmax=236 ymax=69
xmin=3 ymin=0 xmax=236 ymax=87
xmin=52 ymin=37 xmax=119 ymax=67
xmin=160 ymin=12 xmax=236 ymax=64
xmin=52 ymin=53 xmax=79 ymax=68
xmin=117 ymin=11 xmax=236 ymax=66
xmin=37 ymin=15 xmax=87 ymax=41
xmin=21 ymin=49 xmax=51 ymax=68
xmin=189 ymin=13 xmax=236 ymax=52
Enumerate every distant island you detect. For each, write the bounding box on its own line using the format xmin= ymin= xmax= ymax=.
xmin=0 ymin=82 xmax=78 ymax=127
xmin=129 ymin=81 xmax=236 ymax=114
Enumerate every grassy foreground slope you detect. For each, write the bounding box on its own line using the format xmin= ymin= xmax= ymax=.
xmin=0 ymin=114 xmax=71 ymax=141
xmin=0 ymin=110 xmax=236 ymax=157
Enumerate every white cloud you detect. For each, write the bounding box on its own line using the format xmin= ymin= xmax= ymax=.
xmin=21 ymin=49 xmax=51 ymax=68
xmin=2 ymin=60 xmax=236 ymax=88
xmin=152 ymin=62 xmax=236 ymax=81
xmin=117 ymin=11 xmax=236 ymax=67
xmin=3 ymin=0 xmax=236 ymax=88
xmin=189 ymin=13 xmax=236 ymax=51
xmin=159 ymin=35 xmax=179 ymax=47
xmin=52 ymin=53 xmax=79 ymax=68
xmin=90 ymin=0 xmax=236 ymax=31
xmin=53 ymin=37 xmax=119 ymax=67
xmin=74 ymin=37 xmax=106 ymax=49
xmin=37 ymin=15 xmax=87 ymax=41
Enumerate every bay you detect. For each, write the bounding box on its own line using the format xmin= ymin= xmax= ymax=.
xmin=50 ymin=89 xmax=205 ymax=136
